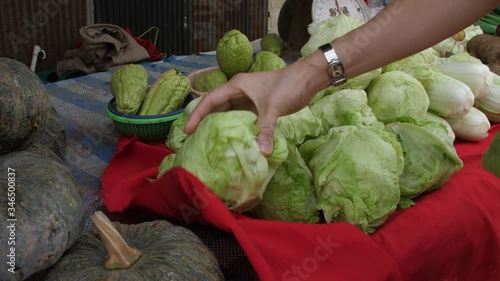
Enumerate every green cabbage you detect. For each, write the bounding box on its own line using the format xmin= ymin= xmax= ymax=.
xmin=444 ymin=107 xmax=491 ymax=142
xmin=366 ymin=70 xmax=430 ymax=123
xmin=436 ymin=53 xmax=494 ymax=99
xmin=382 ymin=47 xmax=439 ymax=86
xmin=166 ymin=95 xmax=204 ymax=152
xmin=424 ymin=71 xmax=475 ymax=118
xmin=482 ymin=131 xmax=500 ymax=178
xmin=300 ymin=126 xmax=404 ymax=234
xmin=310 ymin=89 xmax=384 ymax=135
xmin=383 ymin=48 xmax=474 ymax=118
xmin=301 ymin=14 xmax=363 ymax=58
xmin=475 ymin=73 xmax=500 ymax=123
xmin=276 ymin=106 xmax=322 ymax=145
xmin=425 ymin=111 xmax=456 ymax=140
xmin=342 ymin=68 xmax=382 ymax=90
xmin=160 ymin=110 xmax=288 ymax=213
xmin=385 ymin=117 xmax=463 ymax=207
xmin=248 ymin=142 xmax=319 ymax=223
xmin=309 ymin=86 xmax=339 ymax=106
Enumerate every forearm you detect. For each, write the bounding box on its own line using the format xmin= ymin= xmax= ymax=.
xmin=336 ymin=0 xmax=499 ymax=77
xmin=299 ymin=0 xmax=500 ymax=97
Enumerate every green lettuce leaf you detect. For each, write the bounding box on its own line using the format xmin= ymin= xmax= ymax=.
xmin=300 ymin=126 xmax=404 ymax=234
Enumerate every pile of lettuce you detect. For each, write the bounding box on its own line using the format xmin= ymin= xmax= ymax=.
xmin=158 ymin=15 xmax=470 ymax=234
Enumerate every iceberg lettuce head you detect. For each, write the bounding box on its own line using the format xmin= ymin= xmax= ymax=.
xmin=161 ymin=110 xmax=288 ymax=212
xmin=249 ymin=142 xmax=319 ymax=223
xmin=385 ymin=116 xmax=463 ymax=207
xmin=300 ymin=126 xmax=404 ymax=234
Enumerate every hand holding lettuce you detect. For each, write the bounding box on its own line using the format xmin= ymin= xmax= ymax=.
xmin=155 ymin=16 xmax=497 ymax=234
xmin=159 ymin=110 xmax=288 ymax=213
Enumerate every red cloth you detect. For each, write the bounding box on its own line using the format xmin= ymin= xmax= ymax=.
xmin=123 ymin=27 xmax=163 ymax=62
xmin=102 ymin=124 xmax=500 ymax=281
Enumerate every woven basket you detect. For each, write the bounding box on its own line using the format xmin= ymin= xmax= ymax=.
xmin=106 ymin=94 xmax=194 ymax=143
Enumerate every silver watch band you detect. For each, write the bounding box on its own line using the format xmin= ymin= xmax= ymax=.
xmin=319 ymin=43 xmax=347 ymax=86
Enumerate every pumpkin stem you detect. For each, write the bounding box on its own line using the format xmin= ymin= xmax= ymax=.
xmin=90 ymin=211 xmax=143 ymax=270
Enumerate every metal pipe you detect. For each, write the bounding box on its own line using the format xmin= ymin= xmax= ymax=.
xmin=30 ymin=45 xmax=46 ymax=72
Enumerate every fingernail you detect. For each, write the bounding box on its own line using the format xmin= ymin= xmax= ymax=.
xmin=259 ymin=140 xmax=273 ymax=156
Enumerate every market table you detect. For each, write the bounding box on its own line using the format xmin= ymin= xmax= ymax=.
xmin=43 ymin=54 xmax=500 ymax=281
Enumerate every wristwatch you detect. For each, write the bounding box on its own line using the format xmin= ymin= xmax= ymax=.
xmin=319 ymin=43 xmax=347 ymax=86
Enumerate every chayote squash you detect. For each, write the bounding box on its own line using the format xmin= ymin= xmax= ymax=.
xmin=139 ymin=69 xmax=191 ymax=115
xmin=110 ymin=64 xmax=148 ymax=115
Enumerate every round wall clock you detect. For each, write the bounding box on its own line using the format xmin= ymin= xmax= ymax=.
xmin=311 ymin=0 xmax=371 ymax=23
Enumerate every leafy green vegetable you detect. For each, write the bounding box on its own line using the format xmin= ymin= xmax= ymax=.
xmin=385 ymin=117 xmax=463 ymax=205
xmin=310 ymin=89 xmax=384 ymax=135
xmin=276 ymin=106 xmax=322 ymax=145
xmin=366 ymin=71 xmax=430 ymax=123
xmin=475 ymin=73 xmax=500 ymax=123
xmin=444 ymin=107 xmax=491 ymax=142
xmin=159 ymin=110 xmax=288 ymax=212
xmin=166 ymin=95 xmax=204 ymax=152
xmin=425 ymin=111 xmax=456 ymax=140
xmin=382 ymin=48 xmax=474 ymax=118
xmin=436 ymin=55 xmax=494 ymax=99
xmin=301 ymin=14 xmax=363 ymax=58
xmin=482 ymin=131 xmax=500 ymax=178
xmin=248 ymin=142 xmax=319 ymax=223
xmin=300 ymin=126 xmax=404 ymax=234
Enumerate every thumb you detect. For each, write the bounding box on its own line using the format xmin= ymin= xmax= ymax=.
xmin=256 ymin=111 xmax=279 ymax=157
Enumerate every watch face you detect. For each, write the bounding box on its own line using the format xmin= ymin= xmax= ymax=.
xmin=311 ymin=0 xmax=371 ymax=23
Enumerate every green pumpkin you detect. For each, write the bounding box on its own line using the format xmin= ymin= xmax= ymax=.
xmin=0 ymin=144 xmax=85 ymax=280
xmin=33 ymin=104 xmax=67 ymax=160
xmin=0 ymin=58 xmax=50 ymax=155
xmin=42 ymin=212 xmax=224 ymax=281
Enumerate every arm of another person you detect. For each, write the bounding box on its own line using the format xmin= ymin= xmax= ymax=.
xmin=185 ymin=0 xmax=500 ymax=156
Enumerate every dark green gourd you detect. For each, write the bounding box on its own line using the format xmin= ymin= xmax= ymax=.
xmin=42 ymin=211 xmax=225 ymax=281
xmin=0 ymin=58 xmax=50 ymax=155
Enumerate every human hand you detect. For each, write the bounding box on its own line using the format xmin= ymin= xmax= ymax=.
xmin=184 ymin=55 xmax=331 ymax=156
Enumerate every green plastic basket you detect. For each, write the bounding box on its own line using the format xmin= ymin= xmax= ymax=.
xmin=106 ymin=95 xmax=193 ymax=143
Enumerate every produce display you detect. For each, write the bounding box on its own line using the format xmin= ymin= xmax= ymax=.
xmin=159 ymin=13 xmax=500 ymax=234
xmin=42 ymin=211 xmax=224 ymax=281
xmin=2 ymin=6 xmax=500 ymax=280
xmin=0 ymin=57 xmax=83 ymax=280
xmin=110 ymin=65 xmax=191 ymax=116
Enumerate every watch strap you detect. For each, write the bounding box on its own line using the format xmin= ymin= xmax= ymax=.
xmin=319 ymin=43 xmax=347 ymax=86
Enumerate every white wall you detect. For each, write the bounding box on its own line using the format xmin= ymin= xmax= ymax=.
xmin=268 ymin=0 xmax=287 ymax=34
